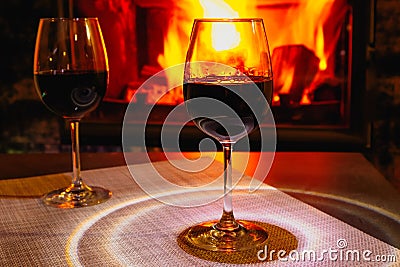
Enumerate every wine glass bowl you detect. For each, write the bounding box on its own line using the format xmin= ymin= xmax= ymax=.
xmin=182 ymin=18 xmax=273 ymax=252
xmin=33 ymin=18 xmax=111 ymax=208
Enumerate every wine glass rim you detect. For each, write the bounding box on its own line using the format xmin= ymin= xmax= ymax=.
xmin=194 ymin=18 xmax=263 ymax=23
xmin=39 ymin=17 xmax=99 ymax=22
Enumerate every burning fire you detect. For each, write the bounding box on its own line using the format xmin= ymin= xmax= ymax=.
xmin=78 ymin=0 xmax=350 ymax=106
xmin=157 ymin=0 xmax=349 ymax=106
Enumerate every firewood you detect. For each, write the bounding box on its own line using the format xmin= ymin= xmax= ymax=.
xmin=272 ymin=44 xmax=320 ymax=105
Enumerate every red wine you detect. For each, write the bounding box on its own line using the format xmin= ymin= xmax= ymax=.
xmin=183 ymin=77 xmax=273 ymax=143
xmin=34 ymin=70 xmax=107 ymax=119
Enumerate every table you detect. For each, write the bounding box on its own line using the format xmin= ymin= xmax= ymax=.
xmin=0 ymin=152 xmax=399 ymax=266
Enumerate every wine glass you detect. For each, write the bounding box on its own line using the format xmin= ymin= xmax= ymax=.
xmin=33 ymin=18 xmax=111 ymax=208
xmin=182 ymin=18 xmax=273 ymax=251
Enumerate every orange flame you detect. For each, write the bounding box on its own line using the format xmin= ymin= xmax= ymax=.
xmin=280 ymin=66 xmax=295 ymax=95
xmin=316 ymin=24 xmax=327 ymax=71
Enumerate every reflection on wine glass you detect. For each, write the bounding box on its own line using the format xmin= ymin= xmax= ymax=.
xmin=182 ymin=18 xmax=273 ymax=251
xmin=33 ymin=18 xmax=111 ymax=208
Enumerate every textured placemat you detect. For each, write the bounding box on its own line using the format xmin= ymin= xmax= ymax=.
xmin=0 ymin=158 xmax=398 ymax=266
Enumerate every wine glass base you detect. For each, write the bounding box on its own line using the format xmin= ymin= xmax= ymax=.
xmin=178 ymin=219 xmax=299 ymax=264
xmin=184 ymin=219 xmax=268 ymax=252
xmin=42 ymin=183 xmax=112 ymax=208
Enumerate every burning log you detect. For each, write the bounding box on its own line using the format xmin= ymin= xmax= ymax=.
xmin=272 ymin=44 xmax=320 ymax=106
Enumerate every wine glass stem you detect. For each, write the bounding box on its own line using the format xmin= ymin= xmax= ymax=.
xmin=70 ymin=120 xmax=83 ymax=188
xmin=217 ymin=142 xmax=239 ymax=230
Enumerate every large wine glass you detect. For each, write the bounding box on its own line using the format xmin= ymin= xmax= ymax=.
xmin=182 ymin=18 xmax=273 ymax=251
xmin=33 ymin=18 xmax=111 ymax=208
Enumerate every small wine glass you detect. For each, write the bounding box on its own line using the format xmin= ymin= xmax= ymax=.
xmin=182 ymin=18 xmax=273 ymax=251
xmin=33 ymin=18 xmax=111 ymax=208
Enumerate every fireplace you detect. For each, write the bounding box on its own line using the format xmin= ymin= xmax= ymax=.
xmin=71 ymin=0 xmax=375 ymax=152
